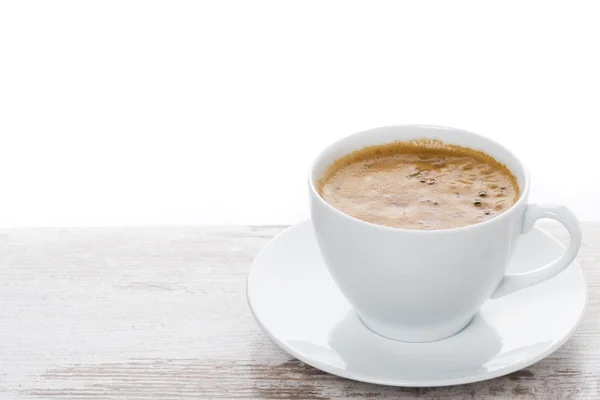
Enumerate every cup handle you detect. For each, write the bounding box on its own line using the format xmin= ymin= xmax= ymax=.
xmin=491 ymin=204 xmax=582 ymax=299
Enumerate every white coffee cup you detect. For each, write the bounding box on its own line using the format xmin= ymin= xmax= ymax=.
xmin=309 ymin=125 xmax=581 ymax=343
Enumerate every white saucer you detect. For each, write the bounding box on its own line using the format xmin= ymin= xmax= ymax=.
xmin=247 ymin=220 xmax=587 ymax=387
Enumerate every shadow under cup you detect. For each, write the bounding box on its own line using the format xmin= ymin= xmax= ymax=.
xmin=308 ymin=125 xmax=529 ymax=342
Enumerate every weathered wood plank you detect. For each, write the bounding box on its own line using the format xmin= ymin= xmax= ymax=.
xmin=0 ymin=222 xmax=598 ymax=399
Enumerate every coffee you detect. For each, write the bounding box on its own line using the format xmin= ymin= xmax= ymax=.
xmin=318 ymin=140 xmax=519 ymax=230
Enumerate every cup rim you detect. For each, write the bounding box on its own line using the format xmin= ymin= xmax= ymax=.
xmin=308 ymin=124 xmax=531 ymax=234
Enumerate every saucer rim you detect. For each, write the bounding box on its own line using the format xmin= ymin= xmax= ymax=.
xmin=247 ymin=221 xmax=588 ymax=387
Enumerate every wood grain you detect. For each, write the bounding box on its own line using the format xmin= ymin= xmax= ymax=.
xmin=0 ymin=222 xmax=598 ymax=399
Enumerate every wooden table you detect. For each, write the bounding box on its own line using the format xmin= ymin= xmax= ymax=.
xmin=0 ymin=223 xmax=598 ymax=399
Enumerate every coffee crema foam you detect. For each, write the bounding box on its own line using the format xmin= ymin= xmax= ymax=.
xmin=317 ymin=140 xmax=520 ymax=230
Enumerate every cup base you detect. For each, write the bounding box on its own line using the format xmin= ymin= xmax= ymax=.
xmin=357 ymin=311 xmax=475 ymax=343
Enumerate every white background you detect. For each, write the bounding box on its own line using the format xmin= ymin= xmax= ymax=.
xmin=1 ymin=1 xmax=599 ymax=227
